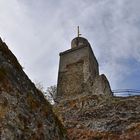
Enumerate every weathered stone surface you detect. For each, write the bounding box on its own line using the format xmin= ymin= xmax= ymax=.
xmin=57 ymin=37 xmax=112 ymax=102
xmin=91 ymin=74 xmax=112 ymax=96
xmin=71 ymin=37 xmax=89 ymax=48
xmin=57 ymin=37 xmax=111 ymax=98
xmin=0 ymin=38 xmax=68 ymax=140
xmin=54 ymin=94 xmax=140 ymax=140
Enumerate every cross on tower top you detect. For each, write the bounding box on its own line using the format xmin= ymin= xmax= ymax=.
xmin=77 ymin=26 xmax=82 ymax=37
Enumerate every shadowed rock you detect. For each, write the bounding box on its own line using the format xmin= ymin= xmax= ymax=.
xmin=0 ymin=38 xmax=68 ymax=140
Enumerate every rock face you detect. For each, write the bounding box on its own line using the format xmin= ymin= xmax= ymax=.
xmin=0 ymin=38 xmax=68 ymax=140
xmin=55 ymin=37 xmax=140 ymax=140
xmin=54 ymin=95 xmax=140 ymax=140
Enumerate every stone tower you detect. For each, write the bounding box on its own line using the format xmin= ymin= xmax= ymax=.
xmin=57 ymin=37 xmax=112 ymax=98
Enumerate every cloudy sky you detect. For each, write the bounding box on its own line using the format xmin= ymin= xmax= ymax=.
xmin=0 ymin=0 xmax=140 ymax=92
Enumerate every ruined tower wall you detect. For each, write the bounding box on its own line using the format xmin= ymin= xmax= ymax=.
xmin=57 ymin=40 xmax=99 ymax=97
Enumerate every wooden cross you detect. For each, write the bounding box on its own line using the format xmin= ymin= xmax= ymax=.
xmin=77 ymin=26 xmax=82 ymax=37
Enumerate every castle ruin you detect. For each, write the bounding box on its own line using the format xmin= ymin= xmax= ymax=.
xmin=57 ymin=36 xmax=112 ymax=98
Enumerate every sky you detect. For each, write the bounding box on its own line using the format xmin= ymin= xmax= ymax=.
xmin=0 ymin=0 xmax=140 ymax=93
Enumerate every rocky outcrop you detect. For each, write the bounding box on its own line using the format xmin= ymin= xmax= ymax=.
xmin=91 ymin=74 xmax=112 ymax=96
xmin=54 ymin=94 xmax=140 ymax=140
xmin=0 ymin=38 xmax=68 ymax=140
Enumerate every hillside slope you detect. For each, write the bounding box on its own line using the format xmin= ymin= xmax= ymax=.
xmin=0 ymin=38 xmax=68 ymax=140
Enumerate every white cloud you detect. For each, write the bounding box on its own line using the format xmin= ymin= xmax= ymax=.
xmin=0 ymin=0 xmax=140 ymax=90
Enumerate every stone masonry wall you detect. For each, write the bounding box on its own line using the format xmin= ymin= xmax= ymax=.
xmin=57 ymin=44 xmax=99 ymax=97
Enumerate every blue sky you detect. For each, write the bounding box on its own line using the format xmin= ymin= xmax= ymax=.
xmin=0 ymin=0 xmax=140 ymax=92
